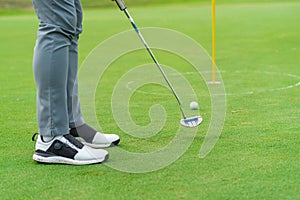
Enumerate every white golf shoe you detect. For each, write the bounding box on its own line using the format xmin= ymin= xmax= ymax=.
xmin=33 ymin=134 xmax=109 ymax=165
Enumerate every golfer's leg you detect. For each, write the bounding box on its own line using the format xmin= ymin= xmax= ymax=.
xmin=68 ymin=0 xmax=85 ymax=129
xmin=33 ymin=33 xmax=70 ymax=136
xmin=33 ymin=0 xmax=77 ymax=136
xmin=68 ymin=36 xmax=85 ymax=129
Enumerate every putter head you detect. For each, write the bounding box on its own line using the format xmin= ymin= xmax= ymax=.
xmin=180 ymin=116 xmax=203 ymax=128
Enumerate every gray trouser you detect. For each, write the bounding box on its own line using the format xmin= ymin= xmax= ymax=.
xmin=32 ymin=0 xmax=85 ymax=136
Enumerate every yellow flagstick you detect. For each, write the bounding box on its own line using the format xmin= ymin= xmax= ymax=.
xmin=212 ymin=0 xmax=216 ymax=84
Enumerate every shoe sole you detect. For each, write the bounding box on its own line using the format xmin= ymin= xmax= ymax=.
xmin=33 ymin=153 xmax=109 ymax=165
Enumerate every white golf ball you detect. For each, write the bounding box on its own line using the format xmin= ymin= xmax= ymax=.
xmin=190 ymin=101 xmax=199 ymax=110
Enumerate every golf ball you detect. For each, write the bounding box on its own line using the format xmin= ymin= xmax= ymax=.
xmin=190 ymin=101 xmax=198 ymax=110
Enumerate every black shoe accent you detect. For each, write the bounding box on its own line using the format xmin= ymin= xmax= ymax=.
xmin=34 ymin=149 xmax=58 ymax=158
xmin=112 ymin=139 xmax=120 ymax=146
xmin=32 ymin=133 xmax=38 ymax=141
xmin=46 ymin=139 xmax=78 ymax=159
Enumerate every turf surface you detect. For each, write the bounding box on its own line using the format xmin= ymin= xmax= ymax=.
xmin=0 ymin=1 xmax=299 ymax=199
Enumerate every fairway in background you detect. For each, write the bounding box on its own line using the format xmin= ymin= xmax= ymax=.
xmin=1 ymin=0 xmax=300 ymax=9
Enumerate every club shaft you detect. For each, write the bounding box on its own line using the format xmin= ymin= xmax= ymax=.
xmin=124 ymin=9 xmax=186 ymax=119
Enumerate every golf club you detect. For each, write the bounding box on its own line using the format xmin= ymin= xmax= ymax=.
xmin=114 ymin=0 xmax=203 ymax=128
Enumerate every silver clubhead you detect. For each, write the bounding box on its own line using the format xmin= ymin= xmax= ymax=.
xmin=180 ymin=116 xmax=203 ymax=128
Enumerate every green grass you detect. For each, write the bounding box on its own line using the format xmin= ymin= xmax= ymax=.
xmin=0 ymin=1 xmax=299 ymax=199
